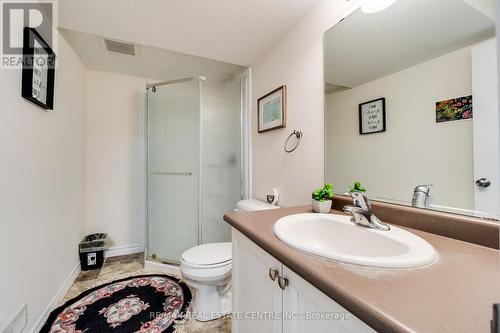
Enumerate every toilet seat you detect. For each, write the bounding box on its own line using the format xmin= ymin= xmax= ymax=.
xmin=180 ymin=242 xmax=232 ymax=281
xmin=181 ymin=261 xmax=231 ymax=281
xmin=181 ymin=242 xmax=231 ymax=266
xmin=181 ymin=259 xmax=231 ymax=269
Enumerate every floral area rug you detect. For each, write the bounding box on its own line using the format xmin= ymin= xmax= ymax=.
xmin=40 ymin=274 xmax=191 ymax=333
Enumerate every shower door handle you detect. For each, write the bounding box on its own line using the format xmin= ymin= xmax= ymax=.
xmin=150 ymin=171 xmax=192 ymax=176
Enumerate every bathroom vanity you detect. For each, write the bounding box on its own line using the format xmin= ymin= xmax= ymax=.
xmin=231 ymin=227 xmax=374 ymax=333
xmin=225 ymin=1 xmax=500 ymax=332
xmin=224 ymin=205 xmax=500 ymax=333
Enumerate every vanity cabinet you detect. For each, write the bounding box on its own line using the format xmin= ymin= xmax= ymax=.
xmin=232 ymin=229 xmax=375 ymax=333
xmin=232 ymin=228 xmax=283 ymax=333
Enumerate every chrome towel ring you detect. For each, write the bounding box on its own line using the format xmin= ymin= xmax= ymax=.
xmin=284 ymin=130 xmax=303 ymax=153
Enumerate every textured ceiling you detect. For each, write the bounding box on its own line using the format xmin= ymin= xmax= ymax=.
xmin=58 ymin=0 xmax=321 ymax=66
xmin=324 ymin=0 xmax=496 ymax=89
xmin=60 ymin=29 xmax=245 ymax=82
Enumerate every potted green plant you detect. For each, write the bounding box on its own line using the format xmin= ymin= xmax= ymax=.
xmin=312 ymin=183 xmax=334 ymax=213
xmin=347 ymin=181 xmax=366 ymax=194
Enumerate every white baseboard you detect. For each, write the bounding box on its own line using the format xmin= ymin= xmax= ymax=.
xmin=105 ymin=244 xmax=143 ymax=258
xmin=30 ymin=263 xmax=81 ymax=333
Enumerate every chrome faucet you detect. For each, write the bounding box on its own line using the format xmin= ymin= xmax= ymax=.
xmin=412 ymin=184 xmax=432 ymax=208
xmin=343 ymin=192 xmax=390 ymax=231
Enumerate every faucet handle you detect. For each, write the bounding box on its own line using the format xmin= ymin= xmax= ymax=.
xmin=350 ymin=192 xmax=371 ymax=210
xmin=414 ymin=184 xmax=433 ymax=194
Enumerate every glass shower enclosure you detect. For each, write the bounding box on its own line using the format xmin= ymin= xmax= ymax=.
xmin=146 ymin=75 xmax=241 ymax=264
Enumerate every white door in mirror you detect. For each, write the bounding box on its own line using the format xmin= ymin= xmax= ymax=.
xmin=472 ymin=39 xmax=500 ymax=217
xmin=273 ymin=213 xmax=437 ymax=269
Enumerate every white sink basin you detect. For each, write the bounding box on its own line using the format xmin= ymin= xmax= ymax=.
xmin=273 ymin=213 xmax=437 ymax=268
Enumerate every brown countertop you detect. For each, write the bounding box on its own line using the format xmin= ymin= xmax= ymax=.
xmin=224 ymin=206 xmax=500 ymax=333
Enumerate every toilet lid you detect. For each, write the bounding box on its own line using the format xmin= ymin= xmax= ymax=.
xmin=181 ymin=242 xmax=232 ymax=266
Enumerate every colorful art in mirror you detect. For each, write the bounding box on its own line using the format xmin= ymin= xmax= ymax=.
xmin=436 ymin=95 xmax=472 ymax=123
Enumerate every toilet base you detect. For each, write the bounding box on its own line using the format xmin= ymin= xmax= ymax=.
xmin=192 ymin=285 xmax=231 ymax=321
xmin=179 ymin=242 xmax=232 ymax=322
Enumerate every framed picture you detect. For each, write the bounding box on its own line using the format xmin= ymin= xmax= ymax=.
xmin=21 ymin=27 xmax=56 ymax=110
xmin=359 ymin=98 xmax=386 ymax=134
xmin=436 ymin=95 xmax=473 ymax=123
xmin=258 ymin=85 xmax=286 ymax=133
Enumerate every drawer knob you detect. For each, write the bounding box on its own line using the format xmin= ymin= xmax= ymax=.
xmin=269 ymin=268 xmax=279 ymax=281
xmin=278 ymin=276 xmax=289 ymax=290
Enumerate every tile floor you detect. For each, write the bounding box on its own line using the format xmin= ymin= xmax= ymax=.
xmin=64 ymin=253 xmax=145 ymax=301
xmin=62 ymin=253 xmax=231 ymax=332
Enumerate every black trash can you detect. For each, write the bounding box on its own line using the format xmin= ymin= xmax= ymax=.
xmin=79 ymin=233 xmax=109 ymax=271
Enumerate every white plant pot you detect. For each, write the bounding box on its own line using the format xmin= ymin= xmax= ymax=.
xmin=312 ymin=199 xmax=332 ymax=213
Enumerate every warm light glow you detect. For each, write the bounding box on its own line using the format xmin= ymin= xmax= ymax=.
xmin=361 ymin=0 xmax=398 ymax=13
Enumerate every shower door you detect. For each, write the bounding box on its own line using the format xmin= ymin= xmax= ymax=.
xmin=147 ymin=79 xmax=200 ymax=264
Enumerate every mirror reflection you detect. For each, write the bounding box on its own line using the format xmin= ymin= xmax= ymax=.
xmin=324 ymin=0 xmax=499 ymax=218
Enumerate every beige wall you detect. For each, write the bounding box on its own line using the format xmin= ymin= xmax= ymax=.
xmin=250 ymin=0 xmax=359 ymax=207
xmin=0 ymin=35 xmax=87 ymax=330
xmin=86 ymin=70 xmax=148 ymax=251
xmin=326 ymin=46 xmax=474 ymax=209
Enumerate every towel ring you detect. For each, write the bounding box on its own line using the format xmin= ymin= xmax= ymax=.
xmin=284 ymin=130 xmax=303 ymax=153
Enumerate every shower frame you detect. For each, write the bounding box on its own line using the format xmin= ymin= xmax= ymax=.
xmin=145 ymin=76 xmax=206 ymax=265
xmin=142 ymin=70 xmax=252 ymax=267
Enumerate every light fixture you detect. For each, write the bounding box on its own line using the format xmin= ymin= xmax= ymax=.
xmin=361 ymin=0 xmax=397 ymax=13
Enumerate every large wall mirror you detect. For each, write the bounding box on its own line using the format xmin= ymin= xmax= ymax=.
xmin=324 ymin=0 xmax=499 ymax=219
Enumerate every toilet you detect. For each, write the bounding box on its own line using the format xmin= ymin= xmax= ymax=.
xmin=180 ymin=199 xmax=280 ymax=321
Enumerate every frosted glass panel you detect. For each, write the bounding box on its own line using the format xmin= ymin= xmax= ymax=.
xmin=146 ymin=75 xmax=242 ymax=262
xmin=202 ymin=76 xmax=242 ymax=243
xmin=148 ymin=81 xmax=199 ymax=263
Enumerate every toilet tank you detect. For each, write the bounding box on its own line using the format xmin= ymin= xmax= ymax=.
xmin=236 ymin=199 xmax=280 ymax=212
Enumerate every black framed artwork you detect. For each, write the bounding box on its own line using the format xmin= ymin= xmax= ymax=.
xmin=359 ymin=98 xmax=386 ymax=135
xmin=21 ymin=27 xmax=56 ymax=110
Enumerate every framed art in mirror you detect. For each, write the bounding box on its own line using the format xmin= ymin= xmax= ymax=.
xmin=21 ymin=27 xmax=56 ymax=110
xmin=359 ymin=98 xmax=386 ymax=135
xmin=258 ymin=85 xmax=286 ymax=133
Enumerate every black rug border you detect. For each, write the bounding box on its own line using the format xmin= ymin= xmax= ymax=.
xmin=39 ymin=274 xmax=192 ymax=333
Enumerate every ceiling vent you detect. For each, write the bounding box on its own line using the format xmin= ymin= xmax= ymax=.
xmin=103 ymin=39 xmax=136 ymax=56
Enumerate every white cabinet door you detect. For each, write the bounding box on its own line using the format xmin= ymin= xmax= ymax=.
xmin=232 ymin=229 xmax=283 ymax=333
xmin=282 ymin=266 xmax=375 ymax=333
